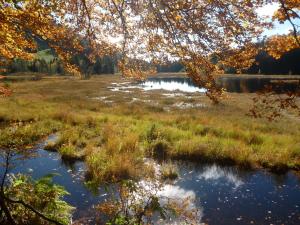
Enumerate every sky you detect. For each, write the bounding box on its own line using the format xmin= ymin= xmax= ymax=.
xmin=109 ymin=3 xmax=298 ymax=50
xmin=257 ymin=3 xmax=299 ymax=36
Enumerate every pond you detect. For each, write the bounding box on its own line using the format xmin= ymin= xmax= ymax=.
xmin=1 ymin=137 xmax=299 ymax=225
xmin=137 ymin=76 xmax=300 ymax=93
xmin=141 ymin=78 xmax=206 ymax=93
xmin=173 ymin=161 xmax=300 ymax=225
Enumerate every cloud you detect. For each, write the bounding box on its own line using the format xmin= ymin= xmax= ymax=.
xmin=257 ymin=3 xmax=279 ymax=18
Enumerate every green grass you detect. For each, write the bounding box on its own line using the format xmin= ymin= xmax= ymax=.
xmin=0 ymin=74 xmax=299 ymax=183
xmin=161 ymin=162 xmax=179 ymax=180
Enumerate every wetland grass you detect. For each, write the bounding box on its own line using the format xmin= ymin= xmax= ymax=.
xmin=1 ymin=74 xmax=299 ymax=183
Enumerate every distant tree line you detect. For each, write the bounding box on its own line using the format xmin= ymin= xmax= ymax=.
xmin=7 ymin=53 xmax=116 ymax=76
xmin=5 ymin=36 xmax=300 ymax=76
xmin=6 ymin=38 xmax=116 ymax=76
xmin=246 ymin=48 xmax=300 ymax=75
xmin=209 ymin=47 xmax=300 ymax=75
xmin=8 ymin=57 xmax=64 ymax=74
xmin=156 ymin=48 xmax=300 ymax=75
xmin=156 ymin=62 xmax=184 ymax=73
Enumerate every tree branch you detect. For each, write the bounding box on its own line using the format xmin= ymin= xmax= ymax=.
xmin=278 ymin=0 xmax=300 ymax=46
xmin=5 ymin=196 xmax=64 ymax=225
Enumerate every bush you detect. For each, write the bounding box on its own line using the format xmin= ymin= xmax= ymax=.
xmin=161 ymin=162 xmax=179 ymax=180
xmin=4 ymin=174 xmax=74 ymax=225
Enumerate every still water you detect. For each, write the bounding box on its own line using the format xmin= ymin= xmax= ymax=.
xmin=141 ymin=78 xmax=206 ymax=93
xmin=139 ymin=77 xmax=300 ymax=93
xmin=2 ymin=138 xmax=299 ymax=225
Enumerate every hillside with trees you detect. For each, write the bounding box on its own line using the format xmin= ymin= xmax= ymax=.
xmin=5 ymin=37 xmax=299 ymax=75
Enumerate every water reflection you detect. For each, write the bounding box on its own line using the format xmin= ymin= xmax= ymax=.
xmin=107 ymin=77 xmax=299 ymax=94
xmin=158 ymin=184 xmax=203 ymax=224
xmin=217 ymin=76 xmax=300 ymax=93
xmin=139 ymin=77 xmax=300 ymax=93
xmin=1 ymin=144 xmax=299 ymax=224
xmin=2 ymin=147 xmax=106 ymax=220
xmin=197 ymin=164 xmax=244 ymax=188
xmin=173 ymin=161 xmax=300 ymax=225
xmin=141 ymin=78 xmax=206 ymax=93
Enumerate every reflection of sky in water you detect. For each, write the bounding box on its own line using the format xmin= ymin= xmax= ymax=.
xmin=138 ymin=161 xmax=203 ymax=224
xmin=151 ymin=162 xmax=245 ymax=224
xmin=141 ymin=80 xmax=206 ymax=93
xmin=160 ymin=184 xmax=196 ymax=200
xmin=2 ymin=141 xmax=300 ymax=225
xmin=197 ymin=164 xmax=244 ymax=188
xmin=108 ymin=78 xmax=206 ymax=93
xmin=109 ymin=77 xmax=300 ymax=95
xmin=3 ymin=146 xmax=106 ymax=221
xmin=158 ymin=185 xmax=203 ymax=225
xmin=173 ymin=161 xmax=300 ymax=225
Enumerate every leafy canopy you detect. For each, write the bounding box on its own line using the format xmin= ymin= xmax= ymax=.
xmin=0 ymin=0 xmax=299 ymax=101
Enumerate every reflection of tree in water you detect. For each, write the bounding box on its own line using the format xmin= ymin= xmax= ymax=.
xmin=96 ymin=179 xmax=200 ymax=225
xmin=145 ymin=77 xmax=300 ymax=94
xmin=216 ymin=77 xmax=300 ymax=93
xmin=0 ymin=148 xmax=199 ymax=225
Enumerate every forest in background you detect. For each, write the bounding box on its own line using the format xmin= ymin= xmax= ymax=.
xmin=5 ymin=38 xmax=300 ymax=76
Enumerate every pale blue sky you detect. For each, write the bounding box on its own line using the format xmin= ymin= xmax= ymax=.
xmin=265 ymin=21 xmax=296 ymax=36
xmin=257 ymin=3 xmax=299 ymax=36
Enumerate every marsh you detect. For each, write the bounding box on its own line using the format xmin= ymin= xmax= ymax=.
xmin=1 ymin=74 xmax=300 ymax=224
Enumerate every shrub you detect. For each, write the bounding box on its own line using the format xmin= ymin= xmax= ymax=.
xmin=161 ymin=162 xmax=179 ymax=180
xmin=147 ymin=139 xmax=170 ymax=159
xmin=4 ymin=174 xmax=74 ymax=225
xmin=58 ymin=145 xmax=84 ymax=160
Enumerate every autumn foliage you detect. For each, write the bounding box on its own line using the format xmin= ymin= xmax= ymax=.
xmin=266 ymin=0 xmax=300 ymax=58
xmin=0 ymin=0 xmax=299 ymax=104
xmin=0 ymin=75 xmax=11 ymax=97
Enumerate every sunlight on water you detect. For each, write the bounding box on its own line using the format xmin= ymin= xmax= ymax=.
xmin=141 ymin=80 xmax=206 ymax=93
xmin=4 ymin=138 xmax=300 ymax=225
xmin=139 ymin=160 xmax=203 ymax=224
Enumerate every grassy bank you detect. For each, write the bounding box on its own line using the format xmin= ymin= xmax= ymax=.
xmin=1 ymin=74 xmax=300 ymax=183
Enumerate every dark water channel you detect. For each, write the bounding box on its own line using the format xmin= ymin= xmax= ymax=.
xmin=141 ymin=77 xmax=300 ymax=93
xmin=1 ymin=137 xmax=300 ymax=224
